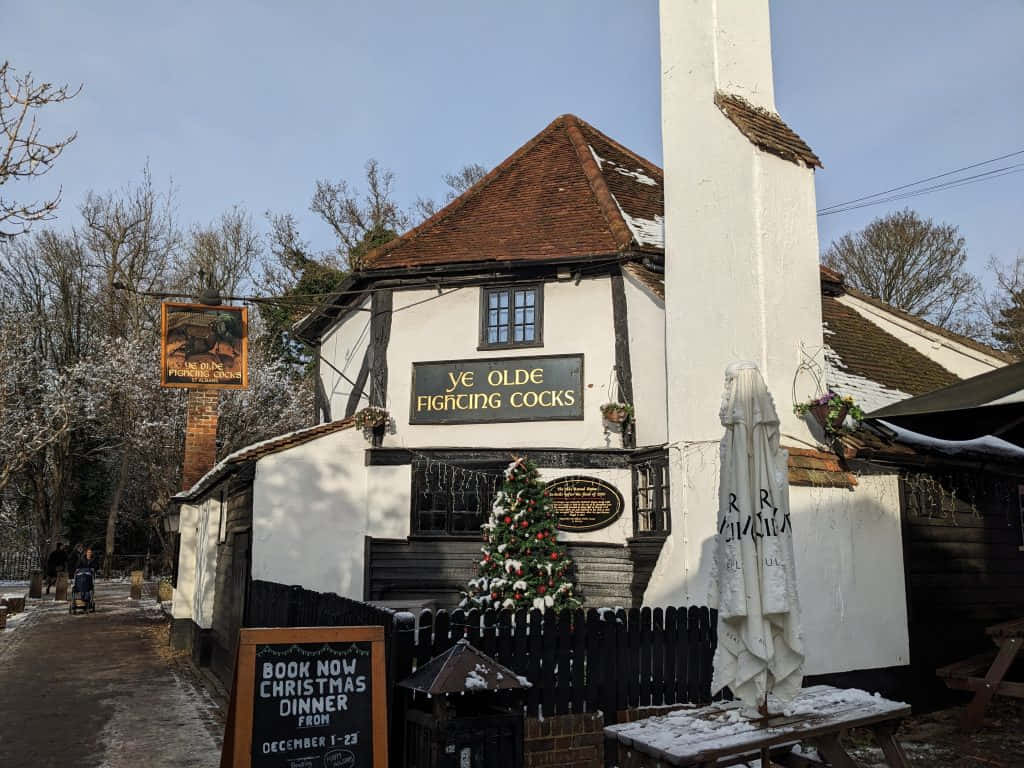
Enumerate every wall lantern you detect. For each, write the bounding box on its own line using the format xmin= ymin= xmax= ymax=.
xmin=163 ymin=506 xmax=181 ymax=535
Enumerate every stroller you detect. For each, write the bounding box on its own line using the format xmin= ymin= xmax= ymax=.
xmin=69 ymin=568 xmax=96 ymax=614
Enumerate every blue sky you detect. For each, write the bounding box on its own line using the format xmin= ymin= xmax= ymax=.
xmin=5 ymin=1 xmax=1022 ymax=282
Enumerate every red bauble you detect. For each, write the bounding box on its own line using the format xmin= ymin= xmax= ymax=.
xmin=514 ymin=592 xmax=522 ymax=600
xmin=520 ymin=520 xmax=528 ymax=528
xmin=516 ymin=568 xmax=523 ymax=576
xmin=491 ymin=592 xmax=498 ymax=600
xmin=550 ymin=552 xmax=559 ymax=560
xmin=483 ymin=553 xmax=490 ymax=561
xmin=538 ymin=585 xmax=547 ymax=595
xmin=548 ymin=580 xmax=554 ymax=586
xmin=503 ymin=516 xmax=511 ymax=524
xmin=536 ymin=532 xmax=544 ymax=540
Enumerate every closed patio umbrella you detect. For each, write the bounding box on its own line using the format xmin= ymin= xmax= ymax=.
xmin=710 ymin=362 xmax=804 ymax=712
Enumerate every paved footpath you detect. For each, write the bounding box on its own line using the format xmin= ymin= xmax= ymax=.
xmin=0 ymin=582 xmax=222 ymax=768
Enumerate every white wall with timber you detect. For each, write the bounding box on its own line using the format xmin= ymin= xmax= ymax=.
xmin=320 ymin=295 xmax=372 ymax=418
xmin=317 ymin=275 xmax=650 ymax=450
xmin=622 ymin=269 xmax=668 ymax=447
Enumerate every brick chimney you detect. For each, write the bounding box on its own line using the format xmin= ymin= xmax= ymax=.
xmin=182 ymin=389 xmax=219 ymax=491
xmin=649 ymin=0 xmax=825 ymax=604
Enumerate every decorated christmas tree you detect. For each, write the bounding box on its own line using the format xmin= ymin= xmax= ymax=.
xmin=462 ymin=456 xmax=582 ymax=612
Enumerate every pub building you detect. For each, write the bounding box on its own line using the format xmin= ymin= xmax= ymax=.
xmin=172 ymin=2 xmax=1024 ymax=703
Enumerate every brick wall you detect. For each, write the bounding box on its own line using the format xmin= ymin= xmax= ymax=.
xmin=183 ymin=389 xmax=219 ymax=491
xmin=524 ymin=712 xmax=604 ymax=768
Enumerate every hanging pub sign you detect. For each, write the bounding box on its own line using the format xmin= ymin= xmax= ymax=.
xmin=547 ymin=475 xmax=624 ymax=532
xmin=161 ymin=302 xmax=248 ymax=389
xmin=220 ymin=626 xmax=388 ymax=768
xmin=410 ymin=354 xmax=584 ymax=424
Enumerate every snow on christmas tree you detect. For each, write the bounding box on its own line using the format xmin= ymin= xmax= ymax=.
xmin=462 ymin=456 xmax=582 ymax=612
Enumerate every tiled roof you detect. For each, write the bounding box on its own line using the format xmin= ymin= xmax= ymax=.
xmin=623 ymin=262 xmax=665 ymax=299
xmin=786 ymin=448 xmax=857 ymax=489
xmin=822 ymin=297 xmax=960 ymax=405
xmin=844 ymin=286 xmax=1017 ymax=364
xmin=173 ymin=418 xmax=355 ymax=503
xmin=363 ymin=114 xmax=664 ymax=270
xmin=714 ymin=92 xmax=822 ymax=169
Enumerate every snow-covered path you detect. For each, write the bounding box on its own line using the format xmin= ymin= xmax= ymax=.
xmin=0 ymin=582 xmax=222 ymax=767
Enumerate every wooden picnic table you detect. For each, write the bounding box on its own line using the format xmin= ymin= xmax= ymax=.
xmin=937 ymin=616 xmax=1024 ymax=731
xmin=604 ymin=685 xmax=911 ymax=767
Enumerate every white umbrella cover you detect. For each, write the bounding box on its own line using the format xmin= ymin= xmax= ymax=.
xmin=709 ymin=362 xmax=804 ymax=711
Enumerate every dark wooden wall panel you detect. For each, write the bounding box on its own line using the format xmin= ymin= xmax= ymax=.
xmin=900 ymin=471 xmax=1024 ymax=702
xmin=209 ymin=482 xmax=254 ymax=688
xmin=366 ymin=537 xmax=665 ymax=609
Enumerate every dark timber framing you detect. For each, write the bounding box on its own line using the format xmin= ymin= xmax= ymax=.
xmin=610 ymin=270 xmax=636 ymax=448
xmin=294 ymin=251 xmax=659 ymax=345
xmin=345 ymin=350 xmax=371 ymax=418
xmin=366 ymin=446 xmax=636 ymax=469
xmin=369 ymin=290 xmax=393 ymax=408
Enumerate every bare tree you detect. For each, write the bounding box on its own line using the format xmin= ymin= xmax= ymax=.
xmin=414 ymin=162 xmax=487 ymax=220
xmin=823 ymin=208 xmax=979 ymax=330
xmin=982 ymin=253 xmax=1024 ymax=355
xmin=0 ymin=61 xmax=79 ymax=239
xmin=177 ymin=205 xmax=260 ymax=298
xmin=311 ymin=159 xmax=409 ymax=271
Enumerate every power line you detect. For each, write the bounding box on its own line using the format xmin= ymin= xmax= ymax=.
xmin=817 ymin=148 xmax=1024 ymax=216
xmin=818 ymin=162 xmax=1024 ymax=217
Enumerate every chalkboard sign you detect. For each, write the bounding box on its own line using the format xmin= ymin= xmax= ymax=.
xmin=547 ymin=475 xmax=624 ymax=532
xmin=222 ymin=627 xmax=387 ymax=768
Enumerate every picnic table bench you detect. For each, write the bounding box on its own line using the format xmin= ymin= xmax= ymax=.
xmin=604 ymin=685 xmax=910 ymax=767
xmin=936 ymin=616 xmax=1024 ymax=731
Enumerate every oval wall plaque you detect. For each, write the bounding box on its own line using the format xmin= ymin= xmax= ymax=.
xmin=546 ymin=475 xmax=624 ymax=532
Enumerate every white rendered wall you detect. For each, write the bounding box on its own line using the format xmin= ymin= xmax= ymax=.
xmin=790 ymin=476 xmax=909 ymax=674
xmin=172 ymin=502 xmax=199 ymax=621
xmin=623 ymin=271 xmax=668 ymax=447
xmin=644 ymin=465 xmax=911 ymax=675
xmin=380 ymin=277 xmax=621 ymax=449
xmin=192 ymin=497 xmax=220 ymax=629
xmin=320 ymin=296 xmax=372 ymax=420
xmin=838 ymin=293 xmax=1007 ymax=378
xmin=655 ymin=0 xmax=908 ymax=679
xmin=251 ymin=428 xmax=378 ymax=599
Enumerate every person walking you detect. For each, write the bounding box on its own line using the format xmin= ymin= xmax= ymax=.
xmin=80 ymin=547 xmax=99 ymax=573
xmin=45 ymin=543 xmax=67 ymax=594
xmin=66 ymin=543 xmax=83 ymax=576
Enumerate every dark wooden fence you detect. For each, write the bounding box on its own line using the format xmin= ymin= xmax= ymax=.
xmin=0 ymin=551 xmax=38 ymax=580
xmin=395 ymin=605 xmax=716 ymax=720
xmin=246 ymin=580 xmax=719 ymax=764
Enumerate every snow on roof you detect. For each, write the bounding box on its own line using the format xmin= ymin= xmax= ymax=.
xmin=173 ymin=418 xmax=355 ymax=503
xmin=824 ymin=342 xmax=909 ymax=414
xmin=881 ymin=421 xmax=1024 ymax=461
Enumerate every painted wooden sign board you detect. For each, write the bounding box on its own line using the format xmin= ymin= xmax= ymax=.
xmin=221 ymin=627 xmax=387 ymax=768
xmin=547 ymin=475 xmax=624 ymax=532
xmin=161 ymin=302 xmax=248 ymax=389
xmin=409 ymin=354 xmax=584 ymax=424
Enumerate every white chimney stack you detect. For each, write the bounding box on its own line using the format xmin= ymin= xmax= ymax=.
xmin=648 ymin=0 xmax=825 ymax=604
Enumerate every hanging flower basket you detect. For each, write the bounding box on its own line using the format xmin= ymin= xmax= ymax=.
xmin=353 ymin=406 xmax=389 ymax=430
xmin=600 ymin=402 xmax=634 ymax=425
xmin=794 ymin=391 xmax=863 ymax=435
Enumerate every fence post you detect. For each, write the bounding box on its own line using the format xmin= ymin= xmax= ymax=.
xmin=390 ymin=611 xmax=415 ymax=766
xmin=286 ymin=586 xmax=302 ymax=626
